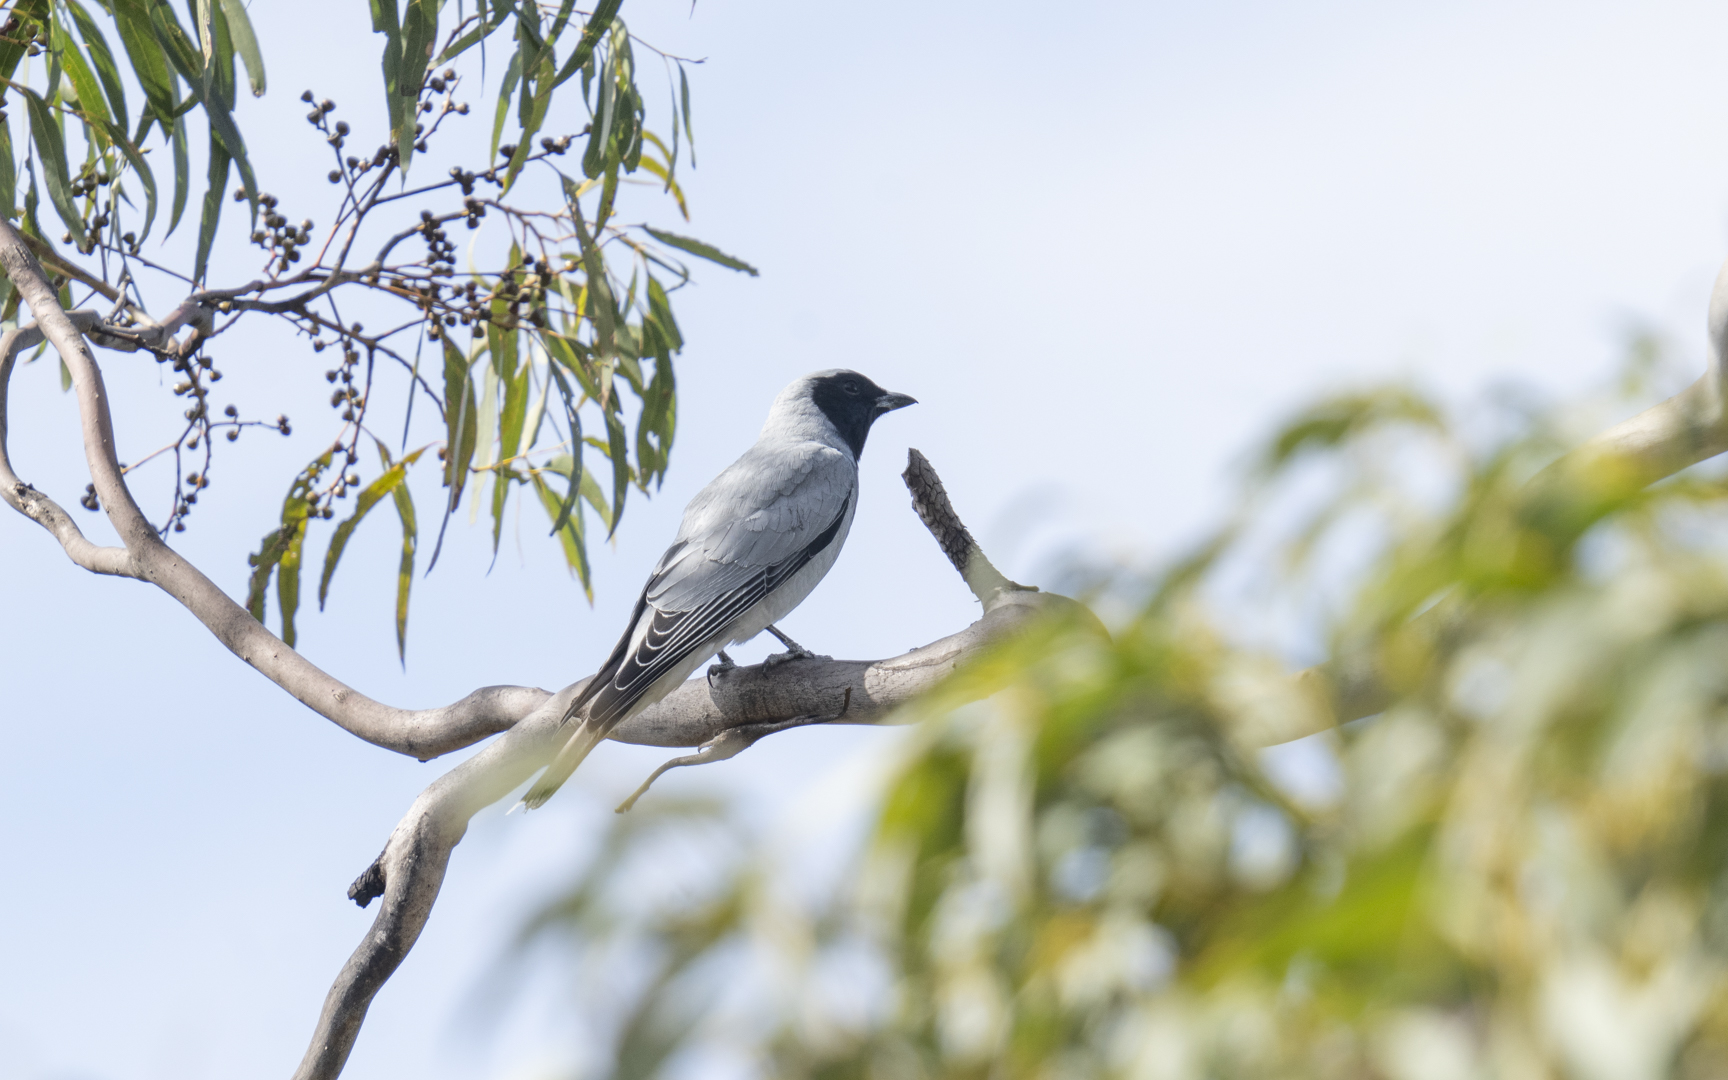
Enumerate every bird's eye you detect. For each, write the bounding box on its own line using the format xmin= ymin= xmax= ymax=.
xmin=844 ymin=381 xmax=859 ymax=395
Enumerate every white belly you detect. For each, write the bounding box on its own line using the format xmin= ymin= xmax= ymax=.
xmin=722 ymin=494 xmax=855 ymax=648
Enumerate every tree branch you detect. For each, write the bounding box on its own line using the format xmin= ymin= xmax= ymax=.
xmin=293 ymin=449 xmax=1081 ymax=1080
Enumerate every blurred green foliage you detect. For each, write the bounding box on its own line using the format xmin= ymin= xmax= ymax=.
xmin=514 ymin=357 xmax=1728 ymax=1080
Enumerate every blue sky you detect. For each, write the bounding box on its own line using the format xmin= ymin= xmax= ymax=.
xmin=6 ymin=1 xmax=1728 ymax=1077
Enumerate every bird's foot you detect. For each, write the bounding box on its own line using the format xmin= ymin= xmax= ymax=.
xmin=763 ymin=646 xmax=830 ymax=668
xmin=707 ymin=650 xmax=737 ymax=687
xmin=763 ymin=624 xmax=829 ymax=667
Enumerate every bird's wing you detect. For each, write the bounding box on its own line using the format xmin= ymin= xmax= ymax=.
xmin=571 ymin=442 xmax=855 ymax=731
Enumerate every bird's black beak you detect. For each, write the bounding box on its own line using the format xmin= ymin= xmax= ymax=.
xmin=875 ymin=391 xmax=918 ymax=413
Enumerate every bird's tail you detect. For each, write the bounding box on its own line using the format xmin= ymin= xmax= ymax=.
xmin=519 ymin=717 xmax=607 ymax=810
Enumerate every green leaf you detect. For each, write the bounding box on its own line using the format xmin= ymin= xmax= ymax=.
xmin=245 ymin=451 xmax=332 ymax=641
xmin=318 ymin=448 xmax=426 ymax=610
xmin=246 ymin=526 xmax=288 ymax=621
xmin=489 ymin=49 xmax=521 ymax=163
xmin=531 ymin=470 xmax=591 ymax=597
xmin=491 ymin=332 xmax=531 ymax=553
xmin=602 ymin=395 xmax=629 ymax=537
xmin=59 ymin=356 xmax=72 ymax=392
xmin=88 ymin=114 xmax=158 ymax=242
xmin=564 ymin=176 xmax=618 ymax=356
xmin=194 ymin=129 xmax=230 ymax=283
xmin=551 ymin=0 xmax=619 ymax=88
xmin=22 ymin=89 xmax=85 ymax=248
xmin=218 ymin=0 xmax=265 ymax=96
xmin=109 ymin=0 xmax=177 ymax=122
xmin=679 ymin=63 xmax=693 ymax=166
xmin=0 ymin=121 xmax=17 ymax=221
xmin=580 ymin=47 xmax=615 ymax=181
xmin=442 ymin=337 xmax=480 ymax=506
xmin=390 ymin=461 xmax=418 ymax=664
xmin=437 ymin=0 xmax=511 ymax=64
xmin=395 ymin=0 xmax=438 ymax=170
xmin=426 ymin=337 xmax=480 ymax=572
xmin=642 ymin=227 xmax=758 ymax=276
xmin=543 ymin=356 xmax=584 ymax=536
xmin=65 ymin=0 xmax=130 ymax=126
xmin=278 ymin=524 xmax=309 ymax=646
xmin=167 ymin=108 xmax=189 ymax=236
xmin=54 ymin=17 xmax=113 ymax=128
xmin=0 ymin=0 xmax=48 ymax=85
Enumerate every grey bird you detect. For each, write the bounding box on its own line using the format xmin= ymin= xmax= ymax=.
xmin=520 ymin=369 xmax=917 ymax=809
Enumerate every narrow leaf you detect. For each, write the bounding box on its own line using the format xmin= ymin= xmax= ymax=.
xmin=66 ymin=0 xmax=130 ymax=129
xmin=318 ymin=449 xmax=425 ymax=609
xmin=22 ymin=89 xmax=85 ymax=248
xmin=642 ymin=227 xmax=758 ymax=276
xmin=194 ymin=130 xmax=230 ymax=283
xmin=218 ymin=0 xmax=266 ymax=96
xmin=551 ymin=0 xmax=620 ymax=88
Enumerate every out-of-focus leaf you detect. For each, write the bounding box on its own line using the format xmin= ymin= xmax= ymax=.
xmin=642 ymin=227 xmax=757 ymax=276
xmin=22 ymin=89 xmax=85 ymax=248
xmin=1258 ymin=388 xmax=1443 ymax=477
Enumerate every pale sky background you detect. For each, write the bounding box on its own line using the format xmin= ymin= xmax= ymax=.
xmin=6 ymin=1 xmax=1728 ymax=1078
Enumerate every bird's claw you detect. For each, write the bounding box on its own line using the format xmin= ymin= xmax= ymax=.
xmin=707 ymin=650 xmax=737 ymax=687
xmin=763 ymin=624 xmax=827 ymax=666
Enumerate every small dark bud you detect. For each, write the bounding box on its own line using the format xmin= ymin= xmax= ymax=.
xmin=301 ymin=90 xmax=315 ymax=103
xmin=335 ymin=121 xmax=349 ymax=136
xmin=328 ymin=170 xmax=342 ymax=183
